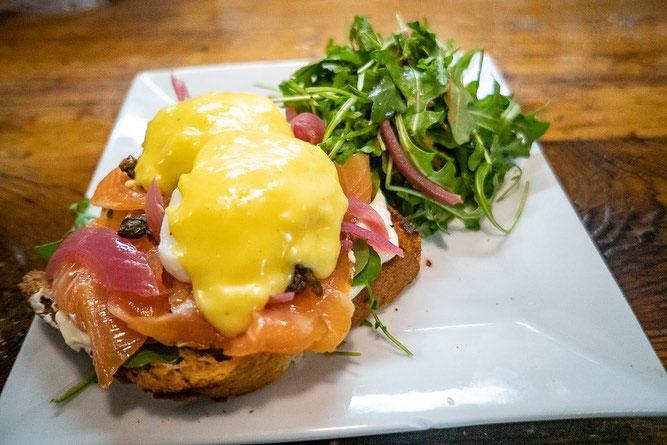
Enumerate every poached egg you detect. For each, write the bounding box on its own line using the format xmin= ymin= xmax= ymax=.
xmin=135 ymin=92 xmax=292 ymax=194
xmin=134 ymin=92 xmax=398 ymax=338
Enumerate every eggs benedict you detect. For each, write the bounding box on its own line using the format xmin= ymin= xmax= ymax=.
xmin=21 ymin=91 xmax=421 ymax=400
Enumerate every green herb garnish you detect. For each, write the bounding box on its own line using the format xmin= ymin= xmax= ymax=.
xmin=122 ymin=346 xmax=181 ymax=369
xmin=35 ymin=239 xmax=64 ymax=261
xmin=327 ymin=350 xmax=362 ymax=357
xmin=353 ymin=246 xmax=382 ymax=287
xmin=351 ymin=239 xmax=370 ymax=280
xmin=36 ymin=198 xmax=96 ymax=260
xmin=277 ymin=16 xmax=548 ymax=237
xmin=51 ymin=346 xmax=181 ymax=404
xmin=353 ymin=247 xmax=413 ymax=356
xmin=51 ymin=368 xmax=97 ymax=405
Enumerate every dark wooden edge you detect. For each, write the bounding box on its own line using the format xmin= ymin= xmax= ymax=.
xmin=297 ymin=417 xmax=667 ymax=444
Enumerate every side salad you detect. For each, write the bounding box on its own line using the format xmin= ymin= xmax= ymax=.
xmin=275 ymin=16 xmax=548 ymax=236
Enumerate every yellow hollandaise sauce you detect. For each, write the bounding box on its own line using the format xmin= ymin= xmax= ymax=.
xmin=166 ymin=131 xmax=348 ymax=337
xmin=134 ymin=92 xmax=292 ymax=194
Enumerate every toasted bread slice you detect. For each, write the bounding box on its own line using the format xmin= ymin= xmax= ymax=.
xmin=20 ymin=207 xmax=421 ymax=400
xmin=351 ymin=207 xmax=421 ymax=327
xmin=117 ymin=349 xmax=294 ymax=400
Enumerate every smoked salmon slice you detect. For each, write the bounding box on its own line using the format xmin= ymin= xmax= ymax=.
xmin=108 ymin=292 xmax=228 ymax=350
xmin=91 ymin=168 xmax=146 ymax=211
xmin=50 ymin=263 xmax=146 ymax=388
xmin=220 ymin=252 xmax=353 ymax=356
xmin=336 ymin=153 xmax=372 ymax=203
xmin=106 ymin=250 xmax=354 ymax=356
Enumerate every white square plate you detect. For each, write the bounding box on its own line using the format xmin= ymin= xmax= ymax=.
xmin=1 ymin=59 xmax=666 ymax=445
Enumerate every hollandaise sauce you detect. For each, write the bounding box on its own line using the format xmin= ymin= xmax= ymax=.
xmin=135 ymin=93 xmax=348 ymax=337
xmin=135 ymin=92 xmax=292 ymax=194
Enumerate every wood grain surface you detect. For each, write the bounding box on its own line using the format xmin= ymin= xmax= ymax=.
xmin=0 ymin=0 xmax=665 ymax=442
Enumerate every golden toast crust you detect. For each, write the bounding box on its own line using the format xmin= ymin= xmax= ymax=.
xmin=351 ymin=207 xmax=421 ymax=327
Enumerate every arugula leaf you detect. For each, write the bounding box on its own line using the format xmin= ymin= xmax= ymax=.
xmin=352 ymin=240 xmax=370 ymax=279
xmin=349 ymin=16 xmax=383 ymax=51
xmin=363 ymin=282 xmax=413 ymax=356
xmin=368 ymin=71 xmax=406 ymax=123
xmin=468 ymin=131 xmax=486 ymax=171
xmin=352 ymin=247 xmax=412 ymax=355
xmin=446 ymin=80 xmax=475 ymax=145
xmin=352 ymin=246 xmax=381 ymax=287
xmin=473 ymin=161 xmax=530 ymax=234
xmin=36 ymin=239 xmax=64 ymax=261
xmin=51 ymin=368 xmax=97 ymax=404
xmin=36 ymin=198 xmax=96 ymax=260
xmin=404 ymin=110 xmax=444 ymax=145
xmin=323 ymin=96 xmax=358 ymax=142
xmin=403 ymin=20 xmax=450 ymax=62
xmin=327 ymin=350 xmax=362 ymax=357
xmin=395 ymin=114 xmax=459 ymax=192
xmin=123 ymin=346 xmax=180 ymax=369
xmin=325 ymin=41 xmax=365 ymax=65
xmin=371 ymin=49 xmax=444 ymax=120
xmin=51 ymin=346 xmax=182 ymax=405
xmin=70 ymin=198 xmax=96 ymax=229
xmin=444 ymin=49 xmax=480 ymax=145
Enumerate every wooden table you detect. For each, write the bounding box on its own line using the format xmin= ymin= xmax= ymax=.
xmin=1 ymin=0 xmax=665 ymax=442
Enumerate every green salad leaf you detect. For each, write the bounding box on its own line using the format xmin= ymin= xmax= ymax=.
xmin=352 ymin=245 xmax=381 ymax=288
xmin=69 ymin=199 xmax=96 ymax=230
xmin=51 ymin=368 xmax=97 ymax=405
xmin=276 ymin=15 xmax=548 ymax=237
xmin=122 ymin=345 xmax=181 ymax=369
xmin=35 ymin=240 xmax=63 ymax=261
xmin=351 ymin=239 xmax=370 ymax=280
xmin=352 ymin=246 xmax=413 ymax=356
xmin=51 ymin=346 xmax=181 ymax=404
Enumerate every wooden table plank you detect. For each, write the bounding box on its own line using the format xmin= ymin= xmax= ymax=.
xmin=1 ymin=0 xmax=666 ymax=142
xmin=541 ymin=138 xmax=667 ymax=365
xmin=304 ymin=417 xmax=667 ymax=444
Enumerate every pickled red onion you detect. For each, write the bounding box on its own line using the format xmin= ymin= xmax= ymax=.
xmin=340 ymin=221 xmax=403 ymax=257
xmin=380 ymin=120 xmax=463 ymax=206
xmin=145 ymin=179 xmax=165 ymax=242
xmin=170 ymin=74 xmax=191 ymax=101
xmin=268 ymin=292 xmax=295 ymax=305
xmin=46 ymin=227 xmax=160 ymax=297
xmin=346 ymin=197 xmax=388 ymax=239
xmin=285 ymin=107 xmax=297 ymax=122
xmin=290 ymin=112 xmax=326 ymax=144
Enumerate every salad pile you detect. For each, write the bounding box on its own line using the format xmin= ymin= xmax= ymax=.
xmin=276 ymin=16 xmax=548 ymax=236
